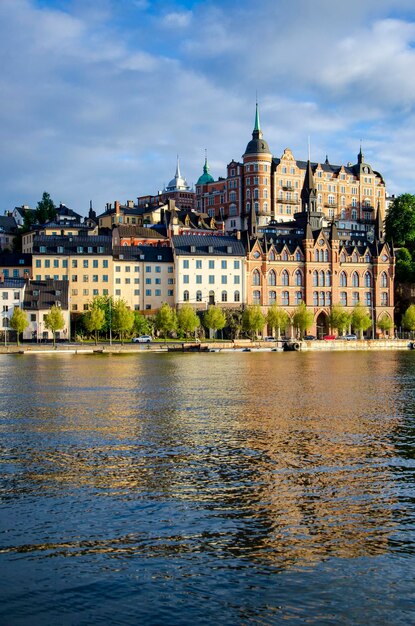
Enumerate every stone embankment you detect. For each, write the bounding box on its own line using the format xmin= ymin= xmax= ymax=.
xmin=0 ymin=339 xmax=413 ymax=354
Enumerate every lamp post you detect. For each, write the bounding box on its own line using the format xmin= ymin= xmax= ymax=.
xmin=109 ymin=297 xmax=112 ymax=346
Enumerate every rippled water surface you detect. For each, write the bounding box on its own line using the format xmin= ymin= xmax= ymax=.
xmin=1 ymin=351 xmax=415 ymax=625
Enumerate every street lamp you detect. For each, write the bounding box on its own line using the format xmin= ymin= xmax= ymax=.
xmin=109 ymin=297 xmax=112 ymax=346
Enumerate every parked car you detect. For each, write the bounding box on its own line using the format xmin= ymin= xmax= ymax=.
xmin=345 ymin=334 xmax=357 ymax=340
xmin=132 ymin=335 xmax=152 ymax=343
xmin=323 ymin=334 xmax=336 ymax=340
xmin=303 ymin=335 xmax=316 ymax=340
xmin=264 ymin=336 xmax=276 ymax=342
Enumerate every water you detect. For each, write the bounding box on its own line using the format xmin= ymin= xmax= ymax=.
xmin=0 ymin=351 xmax=415 ymax=625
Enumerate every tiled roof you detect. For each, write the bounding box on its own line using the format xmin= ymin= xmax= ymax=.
xmin=0 ymin=278 xmax=26 ymax=289
xmin=33 ymin=235 xmax=113 ymax=254
xmin=23 ymin=280 xmax=69 ymax=310
xmin=172 ymin=235 xmax=246 ymax=256
xmin=112 ymin=245 xmax=173 ymax=262
xmin=115 ymin=225 xmax=167 ymax=238
xmin=0 ymin=252 xmax=32 ymax=267
xmin=0 ymin=216 xmax=18 ymax=232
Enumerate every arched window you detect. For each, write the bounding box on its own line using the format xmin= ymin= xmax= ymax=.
xmin=269 ymin=291 xmax=276 ymax=305
xmin=341 ymin=210 xmax=346 ymax=219
xmin=324 ymin=250 xmax=329 ymax=262
xmin=352 ymin=252 xmax=358 ymax=262
xmin=313 ymin=291 xmax=318 ymax=306
xmin=326 ymin=292 xmax=332 ymax=306
xmin=365 ymin=253 xmax=371 ymax=263
xmin=295 ymin=291 xmax=302 ymax=305
xmin=263 ymin=202 xmax=268 ymax=212
xmin=254 ymin=202 xmax=259 ymax=213
xmin=319 ymin=292 xmax=325 ymax=306
xmin=246 ymin=189 xmax=251 ymax=199
xmin=269 ymin=250 xmax=275 ymax=261
xmin=246 ymin=202 xmax=250 ymax=212
xmin=315 ymin=250 xmax=319 ymax=262
xmin=229 ymin=191 xmax=236 ymax=202
xmin=381 ymin=292 xmax=388 ymax=306
xmin=351 ymin=209 xmax=358 ymax=220
xmin=263 ymin=189 xmax=268 ymax=199
xmin=234 ymin=291 xmax=240 ymax=302
xmin=381 ymin=272 xmax=388 ymax=288
xmin=352 ymin=272 xmax=359 ymax=287
xmin=268 ymin=270 xmax=276 ymax=286
xmin=183 ymin=290 xmax=189 ymax=302
xmin=282 ymin=270 xmax=289 ymax=286
xmin=196 ymin=290 xmax=202 ymax=302
xmin=295 ymin=270 xmax=303 ymax=286
xmin=340 ymin=252 xmax=346 ymax=263
xmin=340 ymin=291 xmax=347 ymax=306
xmin=221 ymin=291 xmax=227 ymax=302
xmin=319 ymin=250 xmax=325 ymax=262
xmin=282 ymin=250 xmax=288 ymax=261
xmin=282 ymin=291 xmax=289 ymax=306
xmin=319 ymin=270 xmax=325 ymax=287
xmin=364 ymin=272 xmax=372 ymax=287
xmin=253 ymin=290 xmax=261 ymax=304
xmin=296 ymin=250 xmax=301 ymax=261
xmin=352 ymin=197 xmax=357 ymax=207
xmin=340 ymin=272 xmax=347 ymax=287
xmin=252 ymin=269 xmax=261 ymax=286
xmin=254 ymin=188 xmax=259 ymax=199
xmin=325 ymin=271 xmax=332 ymax=287
xmin=313 ymin=270 xmax=318 ymax=287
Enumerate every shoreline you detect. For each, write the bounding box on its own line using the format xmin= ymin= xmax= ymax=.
xmin=0 ymin=338 xmax=412 ymax=355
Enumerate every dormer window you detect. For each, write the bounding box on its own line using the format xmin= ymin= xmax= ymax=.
xmin=227 ymin=246 xmax=232 ymax=253
xmin=190 ymin=245 xmax=196 ymax=253
xmin=208 ymin=246 xmax=213 ymax=253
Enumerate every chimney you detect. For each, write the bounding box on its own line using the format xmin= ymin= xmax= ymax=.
xmin=236 ymin=230 xmax=241 ymax=240
xmin=115 ymin=201 xmax=120 ymax=216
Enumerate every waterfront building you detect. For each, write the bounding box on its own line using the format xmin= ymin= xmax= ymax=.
xmin=172 ymin=234 xmax=246 ymax=309
xmin=0 ymin=278 xmax=26 ymax=342
xmin=112 ymin=245 xmax=174 ymax=313
xmin=32 ymin=235 xmax=113 ymax=313
xmin=196 ymin=105 xmax=387 ymax=231
xmin=22 ymin=279 xmax=70 ymax=342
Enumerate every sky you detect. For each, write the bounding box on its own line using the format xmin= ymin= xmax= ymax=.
xmin=2 ymin=0 xmax=415 ymax=216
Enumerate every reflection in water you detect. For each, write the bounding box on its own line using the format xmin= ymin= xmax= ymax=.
xmin=0 ymin=352 xmax=415 ymax=625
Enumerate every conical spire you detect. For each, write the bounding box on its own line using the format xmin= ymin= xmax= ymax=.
xmin=175 ymin=155 xmax=181 ymax=179
xmin=254 ymin=101 xmax=261 ymax=133
xmin=301 ymin=160 xmax=317 ymax=212
xmin=358 ymin=142 xmax=364 ymax=164
xmin=243 ymin=101 xmax=270 ymax=156
xmin=375 ymin=200 xmax=384 ymax=241
xmin=203 ymin=150 xmax=210 ymax=174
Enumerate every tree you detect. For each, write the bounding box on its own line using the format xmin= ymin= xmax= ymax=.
xmin=224 ymin=308 xmax=243 ymax=340
xmin=328 ymin=304 xmax=352 ymax=336
xmin=154 ymin=303 xmax=176 ymax=338
xmin=292 ymin=302 xmax=314 ymax=339
xmin=351 ymin=303 xmax=372 ymax=339
xmin=83 ymin=303 xmax=105 ymax=345
xmin=402 ymin=304 xmax=415 ymax=336
xmin=112 ymin=299 xmax=135 ymax=344
xmin=385 ymin=194 xmax=415 ymax=247
xmin=241 ymin=305 xmax=265 ymax=339
xmin=395 ymin=247 xmax=415 ymax=283
xmin=9 ymin=308 xmax=28 ymax=346
xmin=377 ymin=313 xmax=393 ymax=337
xmin=203 ymin=305 xmax=226 ymax=339
xmin=44 ymin=305 xmax=65 ymax=347
xmin=133 ymin=311 xmax=153 ymax=337
xmin=36 ymin=191 xmax=56 ymax=225
xmin=177 ymin=305 xmax=200 ymax=338
xmin=266 ymin=305 xmax=289 ymax=339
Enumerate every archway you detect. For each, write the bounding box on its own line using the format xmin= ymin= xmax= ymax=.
xmin=316 ymin=311 xmax=329 ymax=339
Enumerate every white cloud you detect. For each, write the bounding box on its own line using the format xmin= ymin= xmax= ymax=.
xmin=162 ymin=11 xmax=192 ymax=29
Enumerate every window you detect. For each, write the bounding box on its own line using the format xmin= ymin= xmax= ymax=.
xmin=35 ymin=259 xmax=41 ymax=268
xmin=146 ymin=289 xmax=152 ymax=296
xmin=381 ymin=292 xmax=388 ymax=306
xmin=381 ymin=272 xmax=388 ymax=288
xmin=352 ymin=272 xmax=359 ymax=287
xmin=92 ymin=275 xmax=98 ymax=282
xmin=102 ymin=275 xmax=108 ymax=282
xmin=281 ymin=270 xmax=289 ymax=286
xmin=365 ymin=292 xmax=371 ymax=306
xmin=145 ymin=278 xmax=151 ymax=285
xmin=155 ymin=266 xmax=161 ymax=273
xmin=196 ymin=275 xmax=202 ymax=284
xmin=364 ymin=272 xmax=372 ymax=287
xmin=313 ymin=291 xmax=318 ymax=306
xmin=221 ymin=291 xmax=227 ymax=302
xmin=352 ymin=291 xmax=359 ymax=305
xmin=72 ymin=275 xmax=78 ymax=282
xmin=268 ymin=270 xmax=276 ymax=286
xmin=183 ymin=290 xmax=189 ymax=302
xmin=221 ymin=276 xmax=227 ymax=284
xmin=93 ymin=260 xmax=98 ymax=268
xmin=252 ymin=269 xmax=261 ymax=286
xmin=221 ymin=260 xmax=227 ymax=269
xmin=319 ymin=292 xmax=325 ymax=306
xmin=234 ymin=291 xmax=240 ymax=302
xmin=93 ymin=289 xmax=99 ymax=296
xmin=209 ymin=275 xmax=215 ymax=284
xmin=196 ymin=291 xmax=202 ymax=302
xmin=183 ymin=275 xmax=189 ymax=284
xmin=234 ymin=260 xmax=240 ymax=269
xmin=319 ymin=270 xmax=324 ymax=287
xmin=83 ymin=260 xmax=89 ymax=268
xmin=253 ymin=290 xmax=261 ymax=304
xmin=103 ymin=260 xmax=108 ymax=268
xmin=340 ymin=272 xmax=347 ymax=287
xmin=183 ymin=260 xmax=189 ymax=269
xmin=325 ymin=271 xmax=331 ymax=287
xmin=83 ymin=289 xmax=89 ymax=296
xmin=83 ymin=275 xmax=89 ymax=282
xmin=196 ymin=260 xmax=202 ymax=269
xmin=295 ymin=291 xmax=302 ymax=305
xmin=282 ymin=291 xmax=289 ymax=306
xmin=340 ymin=291 xmax=347 ymax=306
xmin=62 ymin=260 xmax=68 ymax=268
xmin=115 ymin=265 xmax=121 ymax=273
xmin=313 ymin=270 xmax=318 ymax=287
xmin=209 ymin=260 xmax=215 ymax=269
xmin=45 ymin=260 xmax=50 ymax=268
xmin=269 ymin=291 xmax=276 ymax=305
xmin=146 ymin=266 xmax=151 ymax=273
xmin=295 ymin=270 xmax=302 ymax=286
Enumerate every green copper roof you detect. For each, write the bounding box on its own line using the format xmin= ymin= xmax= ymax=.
xmin=254 ymin=102 xmax=260 ymax=132
xmin=196 ymin=157 xmax=214 ymax=185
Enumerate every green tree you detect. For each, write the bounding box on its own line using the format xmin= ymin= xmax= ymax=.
xmin=177 ymin=304 xmax=200 ymax=338
xmin=36 ymin=191 xmax=56 ymax=225
xmin=133 ymin=311 xmax=153 ymax=337
xmin=83 ymin=303 xmax=105 ymax=345
xmin=328 ymin=304 xmax=352 ymax=336
xmin=203 ymin=305 xmax=226 ymax=339
xmin=351 ymin=303 xmax=372 ymax=339
xmin=9 ymin=307 xmax=28 ymax=346
xmin=402 ymin=304 xmax=415 ymax=336
xmin=154 ymin=303 xmax=176 ymax=338
xmin=44 ymin=304 xmax=65 ymax=347
xmin=242 ymin=305 xmax=265 ymax=340
xmin=224 ymin=308 xmax=243 ymax=340
xmin=292 ymin=302 xmax=314 ymax=339
xmin=377 ymin=313 xmax=393 ymax=337
xmin=385 ymin=194 xmax=415 ymax=247
xmin=112 ymin=299 xmax=135 ymax=344
xmin=395 ymin=247 xmax=415 ymax=283
xmin=266 ymin=305 xmax=289 ymax=339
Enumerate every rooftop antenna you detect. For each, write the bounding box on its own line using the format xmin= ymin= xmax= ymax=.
xmin=308 ymin=135 xmax=311 ymax=161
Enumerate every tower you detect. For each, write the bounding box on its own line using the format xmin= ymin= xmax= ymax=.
xmin=243 ymin=103 xmax=272 ymax=228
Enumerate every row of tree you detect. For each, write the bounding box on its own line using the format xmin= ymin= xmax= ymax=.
xmin=7 ymin=304 xmax=65 ymax=346
xmin=76 ymin=297 xmax=395 ymax=343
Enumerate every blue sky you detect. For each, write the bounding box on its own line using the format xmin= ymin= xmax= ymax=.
xmin=1 ymin=0 xmax=415 ymax=215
